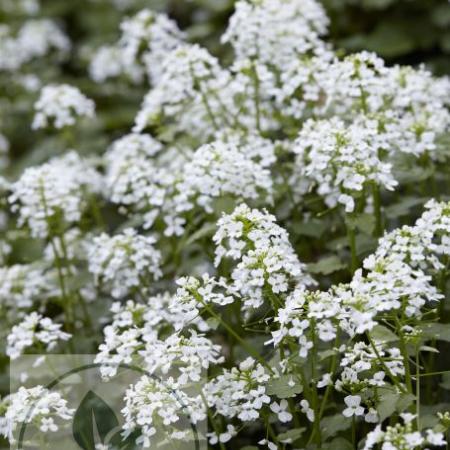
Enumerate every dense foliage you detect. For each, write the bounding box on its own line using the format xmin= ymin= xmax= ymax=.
xmin=1 ymin=0 xmax=450 ymax=449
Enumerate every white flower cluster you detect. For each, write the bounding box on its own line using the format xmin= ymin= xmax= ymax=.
xmin=173 ymin=141 xmax=274 ymax=214
xmin=105 ymin=133 xmax=276 ymax=236
xmin=269 ymin=288 xmax=341 ymax=356
xmin=1 ymin=386 xmax=73 ymax=443
xmin=222 ymin=0 xmax=329 ymax=68
xmin=121 ymin=375 xmax=205 ymax=448
xmin=32 ymin=84 xmax=95 ymax=129
xmin=214 ymin=204 xmax=313 ymax=308
xmin=270 ymin=201 xmax=445 ymax=361
xmin=336 ymin=343 xmax=404 ymax=420
xmin=90 ymin=9 xmax=184 ymax=83
xmin=6 ymin=312 xmax=71 ymax=359
xmin=133 ymin=44 xmax=232 ymax=137
xmin=0 ymin=264 xmax=54 ymax=310
xmin=0 ymin=0 xmax=40 ymax=15
xmin=170 ymin=275 xmax=237 ymax=330
xmin=205 ymin=357 xmax=270 ymax=421
xmin=0 ymin=19 xmax=70 ymax=72
xmin=104 ymin=132 xmax=174 ymax=229
xmin=374 ymin=199 xmax=450 ymax=273
xmin=9 ymin=151 xmax=102 ymax=238
xmin=292 ymin=117 xmax=398 ymax=213
xmin=88 ymin=228 xmax=162 ymax=298
xmin=364 ymin=414 xmax=445 ymax=449
xmin=95 ymin=294 xmax=220 ymax=385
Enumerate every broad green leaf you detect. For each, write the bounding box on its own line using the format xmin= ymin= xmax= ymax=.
xmin=277 ymin=427 xmax=306 ymax=443
xmin=345 ymin=213 xmax=375 ymax=235
xmin=266 ymin=375 xmax=303 ymax=398
xmin=308 ymin=255 xmax=346 ymax=275
xmin=322 ymin=437 xmax=353 ymax=450
xmin=385 ymin=197 xmax=428 ymax=218
xmin=377 ymin=387 xmax=415 ymax=422
xmin=321 ymin=414 xmax=351 ymax=440
xmin=420 ymin=323 xmax=450 ymax=342
xmin=185 ymin=223 xmax=216 ymax=246
xmin=370 ymin=325 xmax=399 ymax=344
xmin=377 ymin=388 xmax=399 ymax=422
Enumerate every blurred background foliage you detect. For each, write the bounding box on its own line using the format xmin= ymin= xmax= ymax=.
xmin=1 ymin=0 xmax=449 ymax=174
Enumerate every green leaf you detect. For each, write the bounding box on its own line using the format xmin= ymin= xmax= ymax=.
xmin=419 ymin=346 xmax=439 ymax=353
xmin=277 ymin=427 xmax=306 ymax=443
xmin=370 ymin=325 xmax=399 ymax=344
xmin=377 ymin=388 xmax=399 ymax=422
xmin=308 ymin=255 xmax=346 ymax=275
xmin=377 ymin=387 xmax=415 ymax=422
xmin=73 ymin=390 xmax=120 ymax=450
xmin=296 ymin=220 xmax=328 ymax=238
xmin=322 ymin=437 xmax=353 ymax=450
xmin=385 ymin=196 xmax=427 ymax=218
xmin=185 ymin=223 xmax=216 ymax=246
xmin=345 ymin=213 xmax=375 ymax=235
xmin=396 ymin=393 xmax=415 ymax=414
xmin=321 ymin=414 xmax=351 ymax=440
xmin=266 ymin=375 xmax=303 ymax=398
xmin=420 ymin=323 xmax=450 ymax=342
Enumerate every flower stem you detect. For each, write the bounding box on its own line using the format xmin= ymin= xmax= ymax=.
xmin=372 ymin=183 xmax=382 ymax=238
xmin=346 ymin=217 xmax=358 ymax=273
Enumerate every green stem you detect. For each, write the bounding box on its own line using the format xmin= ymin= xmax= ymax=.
xmin=318 ymin=333 xmax=340 ymax=421
xmin=251 ymin=61 xmax=262 ymax=133
xmin=200 ymin=390 xmax=226 ymax=450
xmin=372 ymin=183 xmax=382 ymax=238
xmin=346 ymin=217 xmax=358 ymax=274
xmin=416 ymin=346 xmax=421 ymax=430
xmin=196 ymin=295 xmax=273 ymax=373
xmin=352 ymin=415 xmax=357 ymax=450
xmin=366 ymin=333 xmax=407 ymax=394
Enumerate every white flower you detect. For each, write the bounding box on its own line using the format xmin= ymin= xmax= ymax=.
xmin=292 ymin=117 xmax=398 ymax=212
xmin=88 ymin=228 xmax=162 ymax=299
xmin=0 ymin=20 xmax=69 ymax=72
xmin=270 ymin=400 xmax=292 ymax=423
xmin=0 ymin=264 xmax=55 ymax=310
xmin=9 ymin=151 xmax=102 ymax=238
xmin=32 ymin=84 xmax=95 ymax=129
xmin=6 ymin=312 xmax=71 ymax=360
xmin=223 ymin=0 xmax=329 ymax=69
xmin=425 ymin=429 xmax=446 ymax=446
xmin=133 ymin=44 xmax=233 ymax=138
xmin=342 ymin=395 xmax=364 ymax=417
xmin=300 ymin=399 xmax=314 ymax=422
xmin=208 ymin=424 xmax=237 ymax=444
xmin=119 ymin=9 xmax=185 ymax=83
xmin=1 ymin=386 xmax=74 ymax=443
xmin=258 ymin=439 xmax=278 ymax=450
xmin=214 ymin=204 xmax=313 ymax=308
xmin=205 ymin=358 xmax=270 ymax=421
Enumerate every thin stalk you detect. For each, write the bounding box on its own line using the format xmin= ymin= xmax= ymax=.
xmin=346 ymin=217 xmax=358 ymax=274
xmin=200 ymin=390 xmax=226 ymax=450
xmin=352 ymin=416 xmax=357 ymax=450
xmin=251 ymin=61 xmax=262 ymax=133
xmin=372 ymin=183 xmax=382 ymax=238
xmin=196 ymin=294 xmax=273 ymax=373
xmin=318 ymin=333 xmax=340 ymax=421
xmin=395 ymin=318 xmax=413 ymax=395
xmin=416 ymin=346 xmax=421 ymax=430
xmin=366 ymin=333 xmax=407 ymax=394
